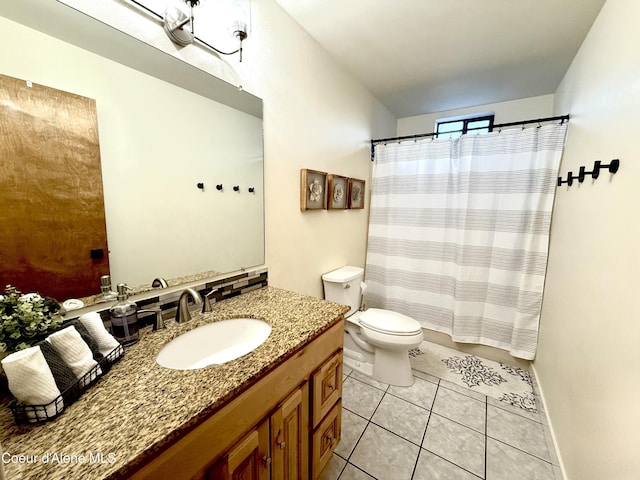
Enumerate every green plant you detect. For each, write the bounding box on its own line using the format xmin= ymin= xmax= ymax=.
xmin=0 ymin=285 xmax=64 ymax=353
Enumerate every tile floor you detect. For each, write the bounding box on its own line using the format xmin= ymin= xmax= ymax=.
xmin=319 ymin=367 xmax=563 ymax=480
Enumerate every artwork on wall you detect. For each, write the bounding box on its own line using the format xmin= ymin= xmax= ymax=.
xmin=327 ymin=174 xmax=348 ymax=209
xmin=348 ymin=178 xmax=366 ymax=209
xmin=300 ymin=170 xmax=367 ymax=212
xmin=300 ymin=169 xmax=327 ymax=210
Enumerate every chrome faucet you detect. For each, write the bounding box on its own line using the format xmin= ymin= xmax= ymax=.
xmin=175 ymin=288 xmax=203 ymax=324
xmin=151 ymin=277 xmax=168 ymax=288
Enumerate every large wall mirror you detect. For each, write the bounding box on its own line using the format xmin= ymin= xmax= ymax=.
xmin=0 ymin=1 xmax=264 ymax=302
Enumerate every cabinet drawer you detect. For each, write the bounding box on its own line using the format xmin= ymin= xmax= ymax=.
xmin=311 ymin=351 xmax=342 ymax=427
xmin=311 ymin=400 xmax=341 ymax=479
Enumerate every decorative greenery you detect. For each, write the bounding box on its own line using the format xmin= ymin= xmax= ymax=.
xmin=0 ymin=285 xmax=64 ymax=353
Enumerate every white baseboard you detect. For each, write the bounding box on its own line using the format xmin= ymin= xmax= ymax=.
xmin=530 ymin=364 xmax=568 ymax=480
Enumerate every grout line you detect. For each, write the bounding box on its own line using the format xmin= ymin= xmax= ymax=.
xmin=419 ymin=448 xmax=484 ymax=480
xmin=411 ymin=383 xmax=437 ymax=479
xmin=335 ymin=456 xmax=348 ymax=479
xmin=488 ymin=437 xmax=558 ymax=467
xmin=427 ymin=411 xmax=485 ymax=436
xmin=486 ymin=397 xmax=543 ymax=424
xmin=341 ymin=370 xmax=556 ymax=480
xmin=484 ymin=397 xmax=488 ymax=479
xmin=342 ymin=385 xmax=387 ymax=468
xmin=383 ymin=390 xmax=432 ymax=412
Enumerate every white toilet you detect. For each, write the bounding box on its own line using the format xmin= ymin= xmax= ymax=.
xmin=322 ymin=266 xmax=423 ymax=386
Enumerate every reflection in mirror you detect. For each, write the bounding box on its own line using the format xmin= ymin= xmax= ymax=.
xmin=0 ymin=0 xmax=264 ymax=303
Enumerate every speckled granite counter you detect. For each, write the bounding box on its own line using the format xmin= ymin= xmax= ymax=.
xmin=0 ymin=286 xmax=348 ymax=480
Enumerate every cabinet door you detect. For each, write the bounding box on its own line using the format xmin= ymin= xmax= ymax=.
xmin=311 ymin=401 xmax=341 ymax=479
xmin=208 ymin=419 xmax=270 ymax=480
xmin=270 ymin=384 xmax=309 ymax=480
xmin=312 ymin=352 xmax=342 ymax=427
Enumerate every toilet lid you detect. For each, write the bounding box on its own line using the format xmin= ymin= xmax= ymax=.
xmin=359 ymin=308 xmax=422 ymax=336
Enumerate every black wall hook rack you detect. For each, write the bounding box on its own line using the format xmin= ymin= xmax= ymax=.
xmin=216 ymin=184 xmax=223 ymax=191
xmin=558 ymin=159 xmax=620 ymax=187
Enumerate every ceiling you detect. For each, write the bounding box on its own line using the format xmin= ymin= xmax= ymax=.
xmin=274 ymin=0 xmax=606 ymax=118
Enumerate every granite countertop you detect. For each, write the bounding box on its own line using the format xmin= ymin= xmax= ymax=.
xmin=0 ymin=286 xmax=348 ymax=480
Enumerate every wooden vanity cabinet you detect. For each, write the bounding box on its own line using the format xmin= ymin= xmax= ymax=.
xmin=129 ymin=320 xmax=343 ymax=480
xmin=208 ymin=383 xmax=308 ymax=480
xmin=270 ymin=385 xmax=309 ymax=479
xmin=310 ymin=351 xmax=343 ymax=478
xmin=206 ymin=419 xmax=270 ymax=480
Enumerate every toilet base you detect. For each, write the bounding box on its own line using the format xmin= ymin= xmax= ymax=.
xmin=343 ymin=354 xmax=374 ymax=378
xmin=343 ymin=345 xmax=415 ymax=387
xmin=373 ymin=348 xmax=414 ymax=387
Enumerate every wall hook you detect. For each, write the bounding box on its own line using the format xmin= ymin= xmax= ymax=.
xmin=216 ymin=184 xmax=223 ymax=191
xmin=233 ymin=185 xmax=240 ymax=192
xmin=197 ymin=182 xmax=205 ymax=190
xmin=592 ymin=159 xmax=620 ymax=179
xmin=248 ymin=187 xmax=255 ymax=193
xmin=557 ymin=171 xmax=576 ymax=187
xmin=558 ymin=158 xmax=621 ymax=187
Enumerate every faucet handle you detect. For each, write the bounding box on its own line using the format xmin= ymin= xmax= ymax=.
xmin=139 ymin=308 xmax=164 ymax=330
xmin=202 ymin=288 xmax=219 ymax=313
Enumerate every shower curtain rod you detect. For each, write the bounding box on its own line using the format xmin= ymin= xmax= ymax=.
xmin=370 ymin=114 xmax=570 ymax=161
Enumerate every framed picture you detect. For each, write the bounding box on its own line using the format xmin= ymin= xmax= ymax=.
xmin=348 ymin=178 xmax=366 ymax=209
xmin=300 ymin=169 xmax=327 ymax=210
xmin=327 ymin=174 xmax=348 ymax=209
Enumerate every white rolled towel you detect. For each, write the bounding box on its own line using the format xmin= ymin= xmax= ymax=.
xmin=47 ymin=326 xmax=101 ymax=387
xmin=1 ymin=346 xmax=62 ymax=421
xmin=78 ymin=311 xmax=121 ymax=357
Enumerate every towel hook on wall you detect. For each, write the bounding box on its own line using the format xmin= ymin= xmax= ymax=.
xmin=558 ymin=159 xmax=620 ymax=187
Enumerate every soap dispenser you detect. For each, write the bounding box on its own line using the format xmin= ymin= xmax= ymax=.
xmin=109 ymin=283 xmax=139 ymax=346
xmin=100 ymin=274 xmax=117 ymax=302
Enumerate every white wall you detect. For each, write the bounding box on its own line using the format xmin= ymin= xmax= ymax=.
xmin=535 ymin=0 xmax=640 ymax=478
xmin=245 ymin=1 xmax=397 ymax=296
xmin=397 ymin=94 xmax=554 ymax=136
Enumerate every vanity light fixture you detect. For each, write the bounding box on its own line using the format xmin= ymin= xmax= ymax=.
xmin=130 ymin=0 xmax=248 ymax=62
xmin=163 ymin=0 xmax=248 ymax=61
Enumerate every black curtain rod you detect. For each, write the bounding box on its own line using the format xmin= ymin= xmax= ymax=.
xmin=370 ymin=114 xmax=570 ymax=161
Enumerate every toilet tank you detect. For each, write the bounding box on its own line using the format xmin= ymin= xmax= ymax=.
xmin=322 ymin=266 xmax=364 ymax=317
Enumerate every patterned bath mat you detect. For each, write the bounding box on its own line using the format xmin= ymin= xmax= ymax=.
xmin=409 ymin=341 xmax=537 ymax=413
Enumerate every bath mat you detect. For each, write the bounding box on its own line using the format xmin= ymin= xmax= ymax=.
xmin=409 ymin=341 xmax=537 ymax=413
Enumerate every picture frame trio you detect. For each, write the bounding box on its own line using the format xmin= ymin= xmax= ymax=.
xmin=300 ymin=169 xmax=366 ymax=211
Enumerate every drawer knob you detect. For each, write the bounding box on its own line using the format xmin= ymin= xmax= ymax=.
xmin=262 ymin=456 xmax=271 ymax=466
xmin=278 ymin=441 xmax=286 ymax=449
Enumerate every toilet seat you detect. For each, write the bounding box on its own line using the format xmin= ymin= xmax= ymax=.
xmin=358 ymin=308 xmax=422 ymax=336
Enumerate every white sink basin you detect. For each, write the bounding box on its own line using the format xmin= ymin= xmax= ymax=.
xmin=156 ymin=318 xmax=272 ymax=370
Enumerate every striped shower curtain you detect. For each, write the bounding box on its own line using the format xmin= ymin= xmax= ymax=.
xmin=364 ymin=124 xmax=567 ymax=360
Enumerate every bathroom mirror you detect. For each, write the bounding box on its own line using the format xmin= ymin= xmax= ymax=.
xmin=0 ymin=1 xmax=264 ymax=301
